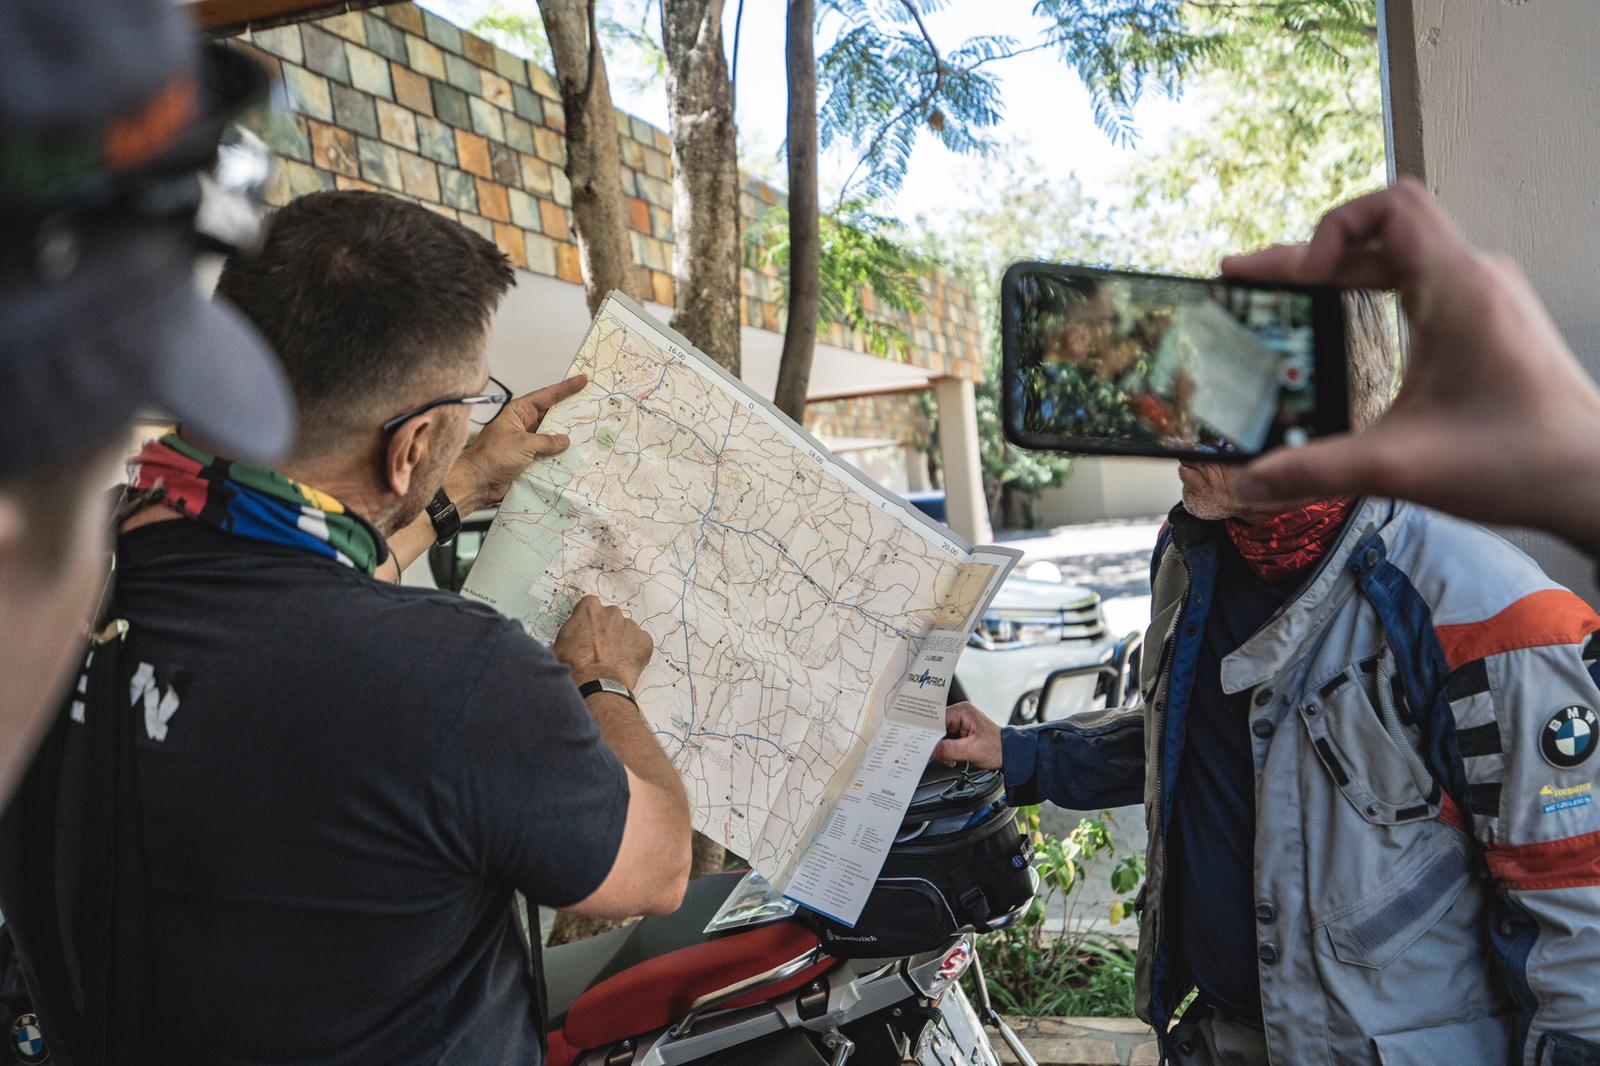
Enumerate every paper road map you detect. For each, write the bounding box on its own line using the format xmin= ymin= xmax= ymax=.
xmin=464 ymin=295 xmax=1017 ymax=924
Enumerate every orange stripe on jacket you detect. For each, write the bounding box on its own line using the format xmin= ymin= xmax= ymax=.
xmin=1485 ymin=829 xmax=1600 ymax=891
xmin=1435 ymin=589 xmax=1600 ymax=673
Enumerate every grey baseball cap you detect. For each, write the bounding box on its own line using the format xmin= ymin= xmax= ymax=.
xmin=0 ymin=0 xmax=295 ymax=479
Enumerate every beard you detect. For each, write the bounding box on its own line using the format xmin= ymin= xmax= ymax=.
xmin=1179 ymin=462 xmax=1241 ymax=521
xmin=373 ymin=444 xmax=456 ymax=538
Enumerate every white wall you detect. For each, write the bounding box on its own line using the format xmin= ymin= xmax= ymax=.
xmin=1382 ymin=0 xmax=1600 ymax=603
xmin=1032 ymin=457 xmax=1182 ymax=528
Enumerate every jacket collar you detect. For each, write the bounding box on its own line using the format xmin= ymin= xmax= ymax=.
xmin=1200 ymin=496 xmax=1402 ymax=694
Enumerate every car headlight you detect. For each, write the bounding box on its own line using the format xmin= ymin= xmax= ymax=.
xmin=970 ymin=610 xmax=1063 ymax=649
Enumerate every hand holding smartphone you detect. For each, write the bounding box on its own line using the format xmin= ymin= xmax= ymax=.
xmin=1001 ymin=262 xmax=1349 ymax=461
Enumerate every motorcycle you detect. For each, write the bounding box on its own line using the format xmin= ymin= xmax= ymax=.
xmin=542 ymin=760 xmax=1041 ymax=1066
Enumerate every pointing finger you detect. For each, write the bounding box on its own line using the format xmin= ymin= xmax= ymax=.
xmin=505 ymin=374 xmax=589 ymax=429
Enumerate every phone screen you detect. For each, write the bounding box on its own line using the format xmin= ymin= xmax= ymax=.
xmin=1002 ymin=262 xmax=1347 ymax=460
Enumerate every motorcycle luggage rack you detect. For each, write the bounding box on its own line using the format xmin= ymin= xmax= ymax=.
xmin=667 ymin=946 xmax=826 ymax=1039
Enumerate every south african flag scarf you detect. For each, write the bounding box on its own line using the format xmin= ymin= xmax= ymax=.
xmin=128 ymin=434 xmax=388 ymax=575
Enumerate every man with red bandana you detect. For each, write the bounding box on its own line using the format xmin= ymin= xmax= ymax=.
xmin=939 ymin=291 xmax=1600 ymax=1065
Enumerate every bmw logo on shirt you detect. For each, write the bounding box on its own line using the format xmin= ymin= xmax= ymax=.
xmin=9 ymin=1014 xmax=46 ymax=1064
xmin=1541 ymin=706 xmax=1600 ymax=769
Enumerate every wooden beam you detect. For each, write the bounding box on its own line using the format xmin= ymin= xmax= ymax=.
xmin=182 ymin=0 xmax=390 ymax=37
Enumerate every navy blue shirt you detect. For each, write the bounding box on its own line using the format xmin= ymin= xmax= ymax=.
xmin=1167 ymin=534 xmax=1293 ymax=1022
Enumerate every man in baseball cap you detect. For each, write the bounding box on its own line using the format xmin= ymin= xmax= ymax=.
xmin=0 ymin=0 xmax=295 ymax=806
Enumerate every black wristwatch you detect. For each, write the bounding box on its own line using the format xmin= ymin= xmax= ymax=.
xmin=426 ymin=488 xmax=461 ymax=546
xmin=577 ymin=678 xmax=638 ymax=707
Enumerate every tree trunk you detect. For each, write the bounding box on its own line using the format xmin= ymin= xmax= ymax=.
xmin=536 ymin=0 xmax=643 ymax=313
xmin=771 ymin=0 xmax=819 ymax=423
xmin=660 ymin=0 xmax=742 ymax=375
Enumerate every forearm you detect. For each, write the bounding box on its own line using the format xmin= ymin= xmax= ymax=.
xmin=382 ymin=465 xmax=487 ymax=581
xmin=572 ymin=671 xmax=687 ymax=807
xmin=1003 ymin=710 xmax=1146 ymax=809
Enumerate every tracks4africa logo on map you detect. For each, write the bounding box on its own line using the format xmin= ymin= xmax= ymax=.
xmin=908 ymin=669 xmax=946 ymax=689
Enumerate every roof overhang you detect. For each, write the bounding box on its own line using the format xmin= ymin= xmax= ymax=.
xmin=181 ymin=0 xmax=388 ymax=35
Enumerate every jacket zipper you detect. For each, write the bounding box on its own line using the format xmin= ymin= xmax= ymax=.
xmin=1150 ymin=556 xmax=1190 ymax=1055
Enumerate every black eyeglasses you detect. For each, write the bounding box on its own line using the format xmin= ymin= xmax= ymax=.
xmin=381 ymin=375 xmax=512 ymax=435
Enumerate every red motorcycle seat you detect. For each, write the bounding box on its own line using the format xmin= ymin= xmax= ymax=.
xmin=559 ymin=921 xmax=834 ymax=1054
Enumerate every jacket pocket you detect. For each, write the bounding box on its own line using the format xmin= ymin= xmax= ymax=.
xmin=1371 ymin=1013 xmax=1511 ymax=1065
xmin=1300 ymin=658 xmax=1438 ymax=826
xmin=1323 ymin=832 xmax=1473 ymax=969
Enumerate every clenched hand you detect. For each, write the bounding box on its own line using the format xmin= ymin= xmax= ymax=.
xmin=553 ymin=595 xmax=654 ymax=692
xmin=932 ymin=701 xmax=1004 ymax=770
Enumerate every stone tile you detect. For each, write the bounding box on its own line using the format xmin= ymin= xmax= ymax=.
xmin=479 ymin=70 xmax=513 ymax=112
xmin=398 ymin=151 xmax=439 ymax=201
xmin=301 ymin=25 xmax=349 ymax=82
xmin=458 ymin=213 xmax=493 ymax=240
xmin=391 ymin=63 xmax=433 ymax=115
xmin=376 ymin=99 xmax=419 ymax=152
xmin=263 ymin=159 xmax=291 ymax=206
xmin=347 ymin=44 xmax=392 ymax=99
xmin=331 ymin=83 xmax=378 ymax=138
xmin=422 ymin=9 xmax=463 ymax=54
xmin=364 ymin=14 xmax=408 ymax=62
xmin=541 ymin=96 xmax=565 ymax=135
xmin=334 ymin=174 xmax=379 ymax=192
xmin=549 ymin=164 xmax=571 ymax=206
xmin=443 ymin=52 xmax=481 ymax=96
xmin=761 ymin=300 xmax=777 ymax=332
xmin=430 ymin=80 xmax=471 ymax=129
xmin=1129 ymin=1040 xmax=1162 ymax=1065
xmin=650 ymin=270 xmax=674 ymax=306
xmin=640 ymin=236 xmax=667 ymax=272
xmin=320 ymin=11 xmax=366 ymax=44
xmin=630 ymin=264 xmax=652 ymax=298
xmin=511 ymin=84 xmax=543 ymax=125
xmin=309 ymin=119 xmax=359 ymax=176
xmin=357 ymin=136 xmax=402 ymax=191
xmin=454 ymin=129 xmax=492 ymax=177
xmin=502 ymin=113 xmax=534 ymax=154
xmin=282 ymin=64 xmax=332 ymax=122
xmin=520 ymin=154 xmax=553 ymax=196
xmin=653 ymin=127 xmax=671 ymax=154
xmin=488 ymin=142 xmax=519 ymax=186
xmin=626 ymin=196 xmax=650 ymax=233
xmin=507 ymin=187 xmax=539 ymax=231
xmin=421 ymin=201 xmax=458 ymax=221
xmin=384 ymin=3 xmax=425 ymax=36
xmin=649 ymin=205 xmax=671 ymax=240
xmin=538 ymin=199 xmax=569 ymax=240
xmin=555 ymin=240 xmax=582 ymax=284
xmin=619 ymin=136 xmax=643 ymax=169
xmin=524 ymin=231 xmax=558 ymax=274
xmin=493 ymin=222 xmax=527 ymax=268
xmin=618 ymin=167 xmax=637 ymax=196
xmin=405 ymin=35 xmax=445 ymax=80
xmin=493 ymin=48 xmax=526 ymax=86
xmin=265 ymin=113 xmax=312 ymax=163
xmin=282 ymin=159 xmax=333 ymax=196
xmin=533 ymin=126 xmax=566 ymax=167
xmin=530 ymin=64 xmax=559 ymax=100
xmin=232 ymin=40 xmax=283 ymax=85
xmin=474 ymin=178 xmax=510 ymax=222
xmin=469 ymin=96 xmax=504 ymax=142
xmin=627 ymin=230 xmax=645 ymax=268
xmin=641 ymin=148 xmax=666 ymax=180
xmin=250 ymin=25 xmax=302 ymax=65
xmin=462 ymin=32 xmax=496 ymax=70
xmin=630 ymin=116 xmax=656 ymax=145
xmin=416 ymin=115 xmax=457 ymax=164
xmin=438 ymin=166 xmax=477 ymax=212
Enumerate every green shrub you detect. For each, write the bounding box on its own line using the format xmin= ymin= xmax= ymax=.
xmin=969 ymin=807 xmax=1145 ymax=1018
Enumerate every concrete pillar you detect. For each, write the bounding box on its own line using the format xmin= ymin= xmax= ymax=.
xmin=1381 ymin=0 xmax=1600 ymax=603
xmin=934 ymin=376 xmax=993 ymax=546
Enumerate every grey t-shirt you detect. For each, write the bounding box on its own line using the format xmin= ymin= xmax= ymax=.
xmin=49 ymin=520 xmax=628 ymax=1063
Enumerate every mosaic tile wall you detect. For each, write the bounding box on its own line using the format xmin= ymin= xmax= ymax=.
xmin=803 ymin=393 xmax=932 ymax=449
xmin=231 ymin=3 xmax=983 ymax=384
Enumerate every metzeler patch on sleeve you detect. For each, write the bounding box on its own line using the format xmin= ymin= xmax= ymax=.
xmin=1539 ymin=706 xmax=1599 ymax=769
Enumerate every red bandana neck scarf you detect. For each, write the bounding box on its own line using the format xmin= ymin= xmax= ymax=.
xmin=1225 ymin=497 xmax=1357 ymax=584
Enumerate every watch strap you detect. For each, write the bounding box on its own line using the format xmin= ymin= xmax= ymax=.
xmin=577 ymin=677 xmax=638 ymax=706
xmin=426 ymin=487 xmax=461 ymax=546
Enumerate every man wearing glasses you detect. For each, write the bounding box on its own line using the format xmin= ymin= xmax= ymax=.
xmin=7 ymin=189 xmax=692 ymax=1062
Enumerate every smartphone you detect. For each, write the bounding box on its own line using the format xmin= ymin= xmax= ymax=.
xmin=1001 ymin=261 xmax=1348 ymax=461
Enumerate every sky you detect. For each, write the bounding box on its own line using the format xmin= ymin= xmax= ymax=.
xmin=418 ymin=1 xmax=1204 ymax=232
